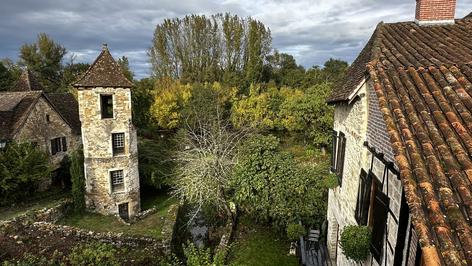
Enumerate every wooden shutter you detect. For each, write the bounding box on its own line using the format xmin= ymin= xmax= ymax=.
xmin=355 ymin=170 xmax=372 ymax=225
xmin=336 ymin=132 xmax=346 ymax=185
xmin=331 ymin=130 xmax=338 ymax=172
xmin=50 ymin=139 xmax=57 ymax=155
xmin=61 ymin=137 xmax=67 ymax=152
xmin=370 ymin=187 xmax=390 ymax=262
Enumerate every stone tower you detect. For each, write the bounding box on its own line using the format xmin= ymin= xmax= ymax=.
xmin=74 ymin=44 xmax=140 ymax=220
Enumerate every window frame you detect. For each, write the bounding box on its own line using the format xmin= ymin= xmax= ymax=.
xmin=50 ymin=137 xmax=67 ymax=155
xmin=110 ymin=170 xmax=125 ymax=193
xmin=100 ymin=94 xmax=114 ymax=119
xmin=112 ymin=132 xmax=125 ymax=156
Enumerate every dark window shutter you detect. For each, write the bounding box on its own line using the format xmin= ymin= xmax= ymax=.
xmin=331 ymin=130 xmax=338 ymax=172
xmin=370 ymin=187 xmax=390 ymax=262
xmin=355 ymin=170 xmax=372 ymax=225
xmin=337 ymin=132 xmax=346 ymax=186
xmin=51 ymin=138 xmax=59 ymax=155
xmin=50 ymin=139 xmax=56 ymax=155
xmin=61 ymin=137 xmax=67 ymax=152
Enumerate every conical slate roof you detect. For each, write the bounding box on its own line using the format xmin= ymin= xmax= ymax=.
xmin=73 ymin=44 xmax=133 ymax=88
xmin=12 ymin=68 xmax=43 ymax=92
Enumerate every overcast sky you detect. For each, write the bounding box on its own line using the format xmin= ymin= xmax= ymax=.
xmin=0 ymin=0 xmax=471 ymax=79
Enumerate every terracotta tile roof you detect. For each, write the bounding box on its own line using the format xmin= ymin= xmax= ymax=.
xmin=327 ymin=24 xmax=382 ymax=103
xmin=466 ymin=12 xmax=472 ymax=19
xmin=350 ymin=17 xmax=472 ymax=265
xmin=12 ymin=68 xmax=43 ymax=92
xmin=45 ymin=93 xmax=81 ymax=134
xmin=0 ymin=92 xmax=80 ymax=139
xmin=73 ymin=45 xmax=133 ymax=88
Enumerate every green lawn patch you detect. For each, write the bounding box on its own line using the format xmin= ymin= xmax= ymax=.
xmin=227 ymin=218 xmax=298 ymax=266
xmin=0 ymin=189 xmax=69 ymax=221
xmin=59 ymin=193 xmax=178 ymax=239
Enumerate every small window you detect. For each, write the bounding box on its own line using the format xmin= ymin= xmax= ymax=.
xmin=46 ymin=114 xmax=50 ymax=122
xmin=101 ymin=95 xmax=113 ymax=119
xmin=111 ymin=170 xmax=124 ymax=193
xmin=50 ymin=137 xmax=67 ymax=155
xmin=112 ymin=133 xmax=125 ymax=155
xmin=0 ymin=140 xmax=7 ymax=149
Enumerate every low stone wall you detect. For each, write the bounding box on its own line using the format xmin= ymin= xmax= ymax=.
xmin=0 ymin=198 xmax=179 ymax=255
xmin=0 ymin=199 xmax=72 ymax=228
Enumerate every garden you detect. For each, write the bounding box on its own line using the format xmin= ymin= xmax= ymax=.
xmin=0 ymin=13 xmax=348 ymax=265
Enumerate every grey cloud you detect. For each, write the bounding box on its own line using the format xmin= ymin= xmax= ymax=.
xmin=0 ymin=0 xmax=471 ymax=79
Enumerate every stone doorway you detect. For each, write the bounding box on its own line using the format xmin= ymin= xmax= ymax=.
xmin=118 ymin=202 xmax=129 ymax=221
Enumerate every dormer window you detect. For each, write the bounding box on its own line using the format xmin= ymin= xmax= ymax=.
xmin=101 ymin=94 xmax=113 ymax=119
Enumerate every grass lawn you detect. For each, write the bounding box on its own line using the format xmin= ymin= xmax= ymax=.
xmin=59 ymin=192 xmax=177 ymax=239
xmin=0 ymin=189 xmax=69 ymax=221
xmin=227 ymin=217 xmax=298 ymax=266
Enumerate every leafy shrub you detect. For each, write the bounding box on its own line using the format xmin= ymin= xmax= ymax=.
xmin=0 ymin=141 xmax=51 ymax=205
xmin=67 ymin=242 xmax=119 ymax=266
xmin=340 ymin=225 xmax=371 ymax=263
xmin=286 ymin=223 xmax=306 ymax=241
xmin=183 ymin=242 xmax=212 ymax=266
xmin=138 ymin=137 xmax=174 ymax=189
xmin=70 ymin=149 xmax=85 ymax=213
xmin=323 ymin=173 xmax=339 ymax=189
xmin=232 ymin=135 xmax=332 ymax=228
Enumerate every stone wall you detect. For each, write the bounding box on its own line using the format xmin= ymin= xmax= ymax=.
xmin=14 ymin=97 xmax=81 ymax=169
xmin=327 ymin=81 xmax=405 ymax=266
xmin=327 ymin=81 xmax=370 ymax=266
xmin=78 ymin=87 xmax=140 ymax=218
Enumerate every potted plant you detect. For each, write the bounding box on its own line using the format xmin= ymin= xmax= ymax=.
xmin=340 ymin=225 xmax=371 ymax=263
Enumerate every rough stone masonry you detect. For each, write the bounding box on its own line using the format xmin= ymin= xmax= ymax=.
xmin=74 ymin=45 xmax=140 ymax=219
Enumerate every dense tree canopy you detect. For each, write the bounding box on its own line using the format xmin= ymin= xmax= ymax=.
xmin=231 ymin=135 xmax=332 ymax=227
xmin=150 ymin=13 xmax=271 ymax=85
xmin=19 ymin=33 xmax=67 ymax=92
xmin=0 ymin=142 xmax=51 ymax=205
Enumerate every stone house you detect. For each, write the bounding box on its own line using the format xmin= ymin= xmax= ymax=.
xmin=73 ymin=45 xmax=140 ymax=220
xmin=326 ymin=1 xmax=472 ymax=265
xmin=0 ymin=69 xmax=81 ymax=170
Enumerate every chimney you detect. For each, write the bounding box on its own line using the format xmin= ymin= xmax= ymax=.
xmin=415 ymin=0 xmax=456 ymax=25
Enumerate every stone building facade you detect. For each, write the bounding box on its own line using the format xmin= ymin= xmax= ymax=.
xmin=0 ymin=89 xmax=81 ymax=170
xmin=326 ymin=82 xmax=404 ymax=266
xmin=326 ymin=1 xmax=472 ymax=265
xmin=74 ymin=45 xmax=140 ymax=220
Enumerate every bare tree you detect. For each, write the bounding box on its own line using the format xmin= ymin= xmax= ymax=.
xmin=172 ymin=107 xmax=249 ymax=223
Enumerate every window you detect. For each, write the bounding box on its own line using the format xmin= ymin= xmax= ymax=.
xmin=355 ymin=170 xmax=372 ymax=225
xmin=331 ymin=131 xmax=347 ymax=185
xmin=0 ymin=140 xmax=6 ymax=149
xmin=110 ymin=170 xmax=124 ymax=193
xmin=112 ymin=133 xmax=125 ymax=155
xmin=46 ymin=114 xmax=50 ymax=123
xmin=101 ymin=95 xmax=113 ymax=119
xmin=370 ymin=183 xmax=390 ymax=262
xmin=50 ymin=137 xmax=67 ymax=155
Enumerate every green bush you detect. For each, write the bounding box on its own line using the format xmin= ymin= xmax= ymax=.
xmin=340 ymin=225 xmax=371 ymax=263
xmin=0 ymin=141 xmax=51 ymax=205
xmin=138 ymin=137 xmax=174 ymax=189
xmin=67 ymin=242 xmax=119 ymax=266
xmin=286 ymin=223 xmax=306 ymax=241
xmin=70 ymin=149 xmax=85 ymax=213
xmin=183 ymin=242 xmax=212 ymax=266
